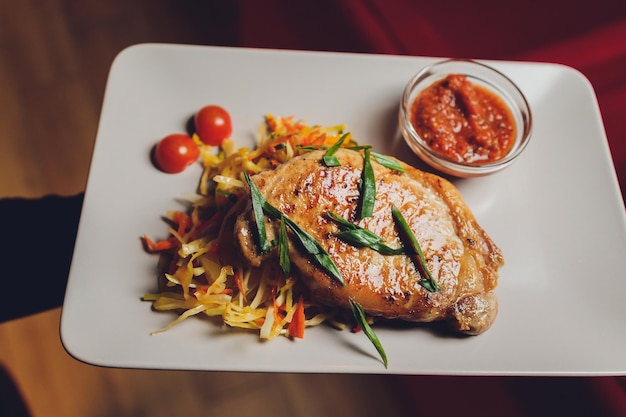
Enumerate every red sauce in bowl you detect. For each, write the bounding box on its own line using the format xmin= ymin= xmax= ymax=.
xmin=410 ymin=74 xmax=516 ymax=164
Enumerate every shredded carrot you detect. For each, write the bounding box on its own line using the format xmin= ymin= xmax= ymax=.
xmin=288 ymin=297 xmax=306 ymax=339
xmin=233 ymin=271 xmax=248 ymax=303
xmin=273 ymin=297 xmax=282 ymax=324
xmin=171 ymin=211 xmax=191 ymax=236
xmin=308 ymin=132 xmax=327 ymax=146
xmin=191 ymin=287 xmax=207 ymax=297
xmin=282 ymin=116 xmax=297 ymax=133
xmin=268 ymin=135 xmax=292 ymax=152
xmin=143 ymin=235 xmax=178 ymax=252
xmin=265 ymin=114 xmax=278 ymax=132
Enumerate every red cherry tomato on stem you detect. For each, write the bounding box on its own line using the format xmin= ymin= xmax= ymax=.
xmin=195 ymin=105 xmax=232 ymax=146
xmin=154 ymin=134 xmax=199 ymax=173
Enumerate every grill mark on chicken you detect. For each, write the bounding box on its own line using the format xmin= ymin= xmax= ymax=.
xmin=232 ymin=149 xmax=504 ymax=335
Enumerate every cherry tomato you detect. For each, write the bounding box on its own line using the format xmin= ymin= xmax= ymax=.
xmin=194 ymin=105 xmax=232 ymax=146
xmin=154 ymin=134 xmax=199 ymax=173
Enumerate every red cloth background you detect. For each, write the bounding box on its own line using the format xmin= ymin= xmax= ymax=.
xmin=233 ymin=0 xmax=626 ymax=201
xmin=229 ymin=1 xmax=626 ymax=415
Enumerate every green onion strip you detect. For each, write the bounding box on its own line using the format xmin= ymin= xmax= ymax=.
xmin=371 ymin=152 xmax=406 ymax=172
xmin=278 ymin=215 xmax=290 ymax=278
xmin=248 ymin=172 xmax=270 ymax=254
xmin=243 ymin=172 xmax=344 ymax=286
xmin=391 ymin=205 xmax=441 ymax=292
xmin=359 ymin=147 xmax=376 ymax=219
xmin=327 ymin=211 xmax=404 ymax=255
xmin=349 ymin=298 xmax=388 ymax=368
xmin=322 ymin=133 xmax=350 ymax=167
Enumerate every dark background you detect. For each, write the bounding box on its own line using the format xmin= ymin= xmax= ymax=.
xmin=1 ymin=1 xmax=624 ymax=416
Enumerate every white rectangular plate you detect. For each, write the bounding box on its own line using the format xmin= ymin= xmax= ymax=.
xmin=61 ymin=44 xmax=626 ymax=375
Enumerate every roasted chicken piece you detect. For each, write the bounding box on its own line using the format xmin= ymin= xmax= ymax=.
xmin=232 ymin=148 xmax=504 ymax=335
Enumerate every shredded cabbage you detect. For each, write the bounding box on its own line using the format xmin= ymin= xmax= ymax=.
xmin=143 ymin=115 xmax=356 ymax=340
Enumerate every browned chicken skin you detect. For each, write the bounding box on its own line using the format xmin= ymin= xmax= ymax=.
xmin=232 ymin=149 xmax=504 ymax=335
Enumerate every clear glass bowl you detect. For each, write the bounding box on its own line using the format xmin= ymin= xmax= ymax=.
xmin=399 ymin=59 xmax=533 ymax=177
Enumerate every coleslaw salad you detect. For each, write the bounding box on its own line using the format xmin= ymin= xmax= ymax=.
xmin=143 ymin=115 xmax=359 ymax=340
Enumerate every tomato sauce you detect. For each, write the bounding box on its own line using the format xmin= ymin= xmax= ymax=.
xmin=410 ymin=74 xmax=516 ymax=164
